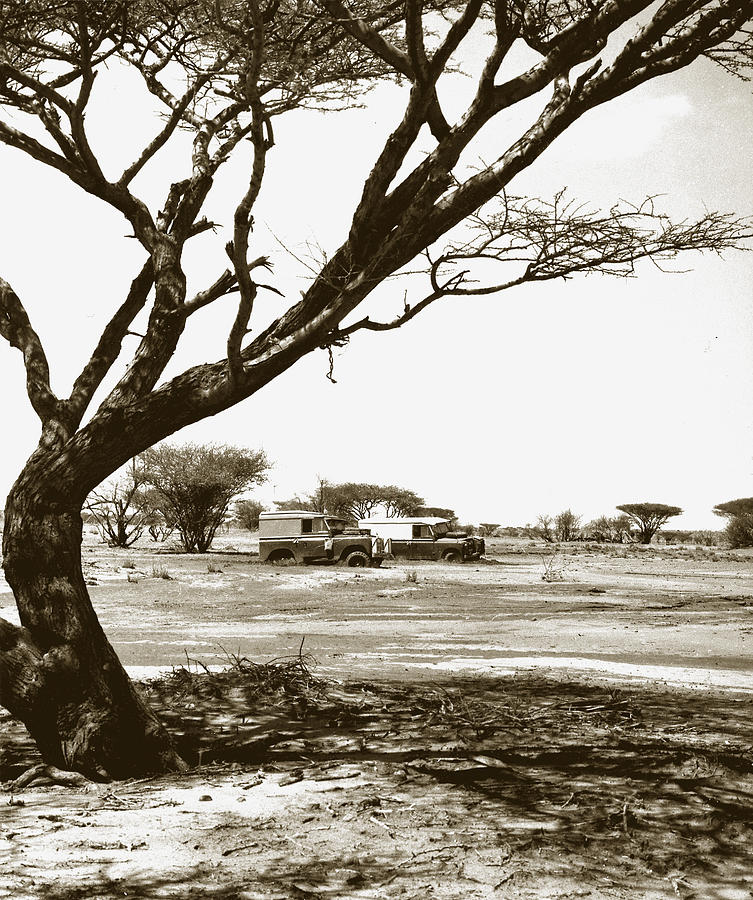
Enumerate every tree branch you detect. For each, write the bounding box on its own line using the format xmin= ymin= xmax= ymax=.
xmin=315 ymin=0 xmax=451 ymax=138
xmin=119 ymin=52 xmax=239 ymax=188
xmin=67 ymin=259 xmax=155 ymax=425
xmin=227 ymin=0 xmax=270 ymax=381
xmin=0 ymin=277 xmax=59 ymax=423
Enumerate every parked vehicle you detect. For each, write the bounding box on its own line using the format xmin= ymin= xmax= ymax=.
xmin=358 ymin=517 xmax=485 ymax=562
xmin=259 ymin=510 xmax=385 ymax=567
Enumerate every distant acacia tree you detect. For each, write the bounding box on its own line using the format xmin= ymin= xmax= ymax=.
xmin=534 ymin=514 xmax=555 ymax=543
xmin=616 ymin=503 xmax=682 ymax=545
xmin=84 ymin=461 xmax=151 ymax=549
xmin=325 ymin=482 xmax=386 ymax=519
xmin=417 ymin=507 xmax=457 ymax=525
xmin=235 ymin=499 xmax=267 ymax=531
xmin=713 ymin=498 xmax=753 ymax=549
xmin=554 ymin=509 xmax=581 ymax=542
xmin=382 ymin=486 xmax=424 ymax=517
xmin=0 ymin=0 xmax=751 ymax=780
xmin=478 ymin=523 xmax=500 ymax=537
xmin=141 ymin=444 xmax=270 ymax=553
xmin=320 ymin=482 xmax=424 ymax=518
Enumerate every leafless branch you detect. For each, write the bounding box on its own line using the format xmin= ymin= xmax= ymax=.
xmin=67 ymin=259 xmax=155 ymax=424
xmin=430 ymin=194 xmax=753 ymax=293
xmin=0 ymin=277 xmax=59 ymax=423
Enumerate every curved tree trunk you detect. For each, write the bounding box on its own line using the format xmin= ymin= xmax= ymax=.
xmin=0 ymin=460 xmax=186 ymax=780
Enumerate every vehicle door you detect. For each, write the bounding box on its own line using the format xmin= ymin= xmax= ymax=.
xmin=408 ymin=524 xmax=435 ymax=559
xmin=297 ymin=516 xmax=327 ymax=561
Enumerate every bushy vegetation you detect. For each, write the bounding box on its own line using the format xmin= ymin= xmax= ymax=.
xmin=713 ymin=498 xmax=753 ymax=549
xmin=235 ymin=499 xmax=267 ymax=531
xmin=583 ymin=515 xmax=633 ymax=543
xmin=85 ymin=460 xmax=153 ymax=548
xmin=660 ymin=530 xmax=724 ymax=547
xmin=554 ymin=509 xmax=581 ymax=542
xmin=140 ymin=443 xmax=270 ymax=553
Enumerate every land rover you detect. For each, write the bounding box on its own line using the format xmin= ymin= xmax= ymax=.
xmin=259 ymin=510 xmax=385 ymax=567
xmin=358 ymin=516 xmax=484 ymax=562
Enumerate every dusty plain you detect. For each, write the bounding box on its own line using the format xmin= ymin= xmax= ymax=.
xmin=1 ymin=531 xmax=752 ymax=899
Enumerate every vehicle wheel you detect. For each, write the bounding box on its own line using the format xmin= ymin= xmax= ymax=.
xmin=442 ymin=550 xmax=462 ymax=563
xmin=267 ymin=549 xmax=296 ymax=565
xmin=344 ymin=550 xmax=369 ymax=567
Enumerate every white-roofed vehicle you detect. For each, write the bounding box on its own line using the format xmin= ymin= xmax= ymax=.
xmin=259 ymin=510 xmax=384 ymax=567
xmin=358 ymin=517 xmax=484 ymax=562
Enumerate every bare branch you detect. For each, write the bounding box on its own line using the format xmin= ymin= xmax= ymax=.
xmin=227 ymin=0 xmax=270 ymax=381
xmin=0 ymin=277 xmax=59 ymax=423
xmin=67 ymin=259 xmax=155 ymax=424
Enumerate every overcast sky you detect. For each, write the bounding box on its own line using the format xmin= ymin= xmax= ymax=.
xmin=0 ymin=29 xmax=751 ymax=530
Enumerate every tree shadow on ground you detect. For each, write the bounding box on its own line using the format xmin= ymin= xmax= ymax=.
xmin=150 ymin=663 xmax=753 ymax=893
xmin=2 ymin=663 xmax=752 ymax=898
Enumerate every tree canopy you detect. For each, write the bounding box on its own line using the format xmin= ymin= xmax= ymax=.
xmin=0 ymin=0 xmax=751 ymax=502
xmin=713 ymin=497 xmax=753 ymax=548
xmin=0 ymin=0 xmax=752 ymax=779
xmin=140 ymin=443 xmax=270 ymax=551
xmin=713 ymin=498 xmax=753 ymax=518
xmin=616 ymin=503 xmax=683 ymax=544
xmin=311 ymin=482 xmax=424 ymax=519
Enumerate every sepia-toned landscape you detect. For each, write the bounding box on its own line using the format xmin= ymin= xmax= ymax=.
xmin=2 ymin=531 xmax=752 ymax=899
xmin=1 ymin=2 xmax=752 ymax=898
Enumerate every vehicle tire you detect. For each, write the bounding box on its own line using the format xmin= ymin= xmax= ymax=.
xmin=442 ymin=549 xmax=462 ymax=563
xmin=267 ymin=549 xmax=296 ymax=565
xmin=344 ymin=550 xmax=369 ymax=568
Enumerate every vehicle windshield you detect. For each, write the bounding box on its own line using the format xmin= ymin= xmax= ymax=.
xmin=325 ymin=518 xmax=349 ymax=533
xmin=433 ymin=521 xmax=450 ymax=536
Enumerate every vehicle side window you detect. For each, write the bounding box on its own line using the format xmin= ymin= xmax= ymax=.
xmin=301 ymin=519 xmax=313 ymax=533
xmin=413 ymin=524 xmax=432 ymax=538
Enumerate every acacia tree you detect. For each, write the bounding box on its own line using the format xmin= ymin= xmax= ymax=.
xmin=84 ymin=460 xmax=151 ymax=549
xmin=713 ymin=498 xmax=753 ymax=548
xmin=140 ymin=444 xmax=270 ymax=552
xmin=534 ymin=514 xmax=555 ymax=543
xmin=0 ymin=1 xmax=751 ymax=780
xmin=380 ymin=486 xmax=424 ymax=517
xmin=321 ymin=482 xmax=423 ymax=518
xmin=616 ymin=503 xmax=683 ymax=544
xmin=325 ymin=482 xmax=385 ymax=519
xmin=417 ymin=506 xmax=457 ymax=524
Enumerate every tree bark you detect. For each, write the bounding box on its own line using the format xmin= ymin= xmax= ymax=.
xmin=0 ymin=456 xmax=186 ymax=780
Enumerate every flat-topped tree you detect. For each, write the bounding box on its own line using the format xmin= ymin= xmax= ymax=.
xmin=616 ymin=503 xmax=683 ymax=544
xmin=713 ymin=498 xmax=753 ymax=548
xmin=0 ymin=1 xmax=752 ymax=779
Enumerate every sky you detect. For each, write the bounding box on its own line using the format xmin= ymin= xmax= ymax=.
xmin=0 ymin=17 xmax=752 ymax=531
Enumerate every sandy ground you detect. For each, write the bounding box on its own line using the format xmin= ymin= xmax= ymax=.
xmin=1 ymin=534 xmax=752 ymax=899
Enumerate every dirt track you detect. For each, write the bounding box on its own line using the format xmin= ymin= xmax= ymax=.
xmin=4 ymin=535 xmax=749 ymax=690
